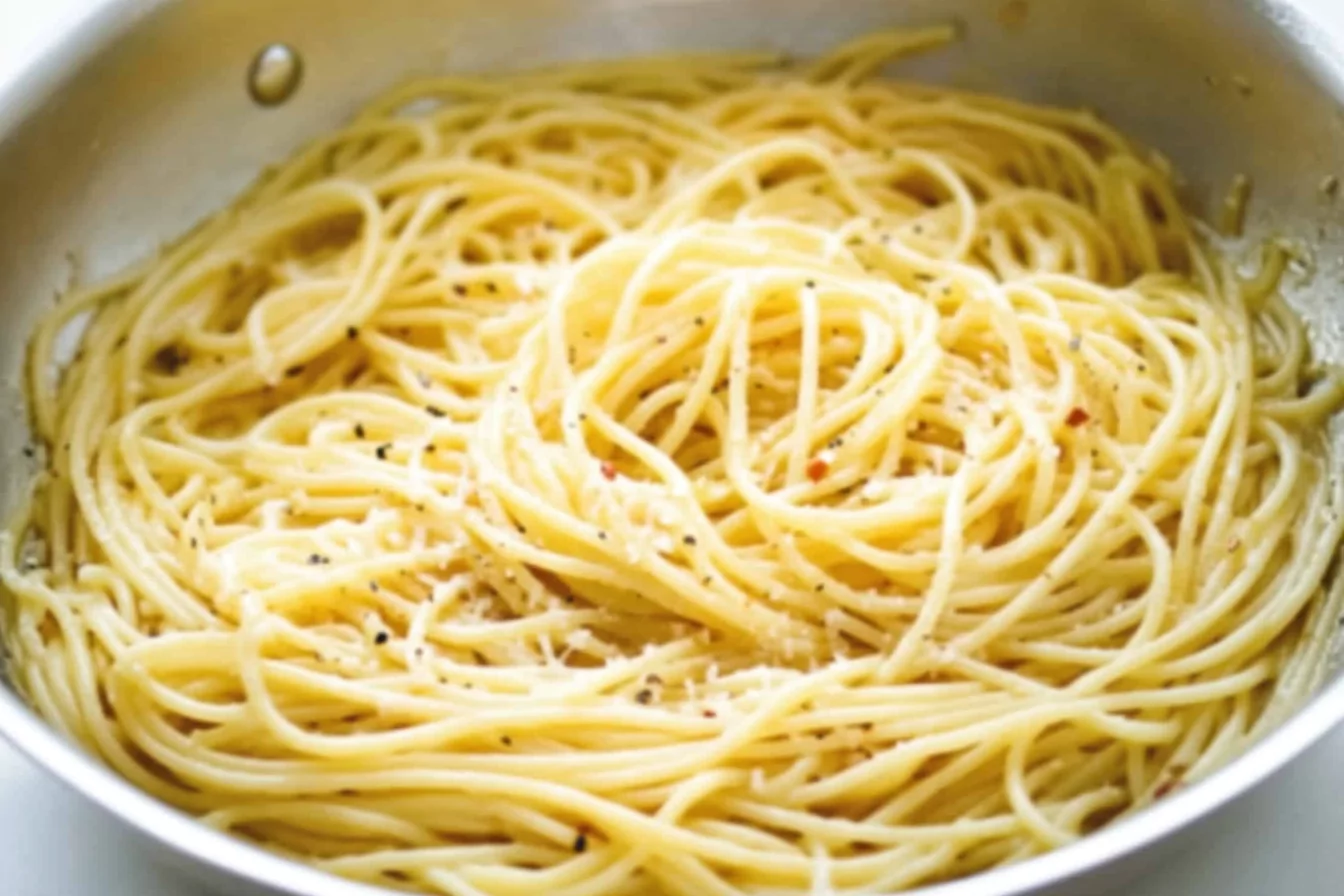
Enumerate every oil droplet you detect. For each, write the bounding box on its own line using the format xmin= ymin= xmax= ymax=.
xmin=1218 ymin=173 xmax=1252 ymax=238
xmin=247 ymin=43 xmax=303 ymax=107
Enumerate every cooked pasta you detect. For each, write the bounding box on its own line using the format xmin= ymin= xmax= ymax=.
xmin=4 ymin=27 xmax=1342 ymax=895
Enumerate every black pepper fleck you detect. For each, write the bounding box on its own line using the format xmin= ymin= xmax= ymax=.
xmin=152 ymin=345 xmax=189 ymax=375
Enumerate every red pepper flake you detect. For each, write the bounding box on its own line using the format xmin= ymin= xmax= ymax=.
xmin=806 ymin=457 xmax=829 ymax=482
xmin=1154 ymin=779 xmax=1182 ymax=799
xmin=702 ymin=709 xmax=717 ymax=718
xmin=1065 ymin=407 xmax=1091 ymax=427
xmin=1154 ymin=765 xmax=1187 ymax=799
xmin=600 ymin=460 xmax=617 ymax=481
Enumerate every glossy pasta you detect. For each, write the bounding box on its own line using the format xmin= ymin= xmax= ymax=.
xmin=4 ymin=28 xmax=1343 ymax=895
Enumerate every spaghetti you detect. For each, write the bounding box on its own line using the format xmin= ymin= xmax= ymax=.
xmin=4 ymin=27 xmax=1343 ymax=895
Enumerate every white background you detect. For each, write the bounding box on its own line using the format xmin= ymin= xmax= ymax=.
xmin=5 ymin=1 xmax=1344 ymax=895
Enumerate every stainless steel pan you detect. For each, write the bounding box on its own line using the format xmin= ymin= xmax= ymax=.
xmin=3 ymin=1 xmax=1344 ymax=894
